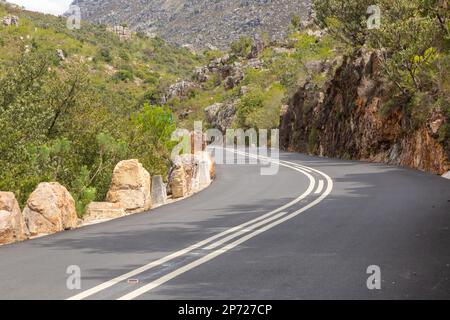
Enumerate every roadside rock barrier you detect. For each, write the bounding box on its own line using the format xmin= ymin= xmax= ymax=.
xmin=169 ymin=164 xmax=188 ymax=199
xmin=180 ymin=154 xmax=198 ymax=194
xmin=83 ymin=202 xmax=126 ymax=223
xmin=107 ymin=159 xmax=152 ymax=214
xmin=0 ymin=192 xmax=28 ymax=245
xmin=151 ymin=175 xmax=167 ymax=206
xmin=23 ymin=182 xmax=77 ymax=236
xmin=197 ymin=160 xmax=212 ymax=188
xmin=195 ymin=151 xmax=215 ymax=179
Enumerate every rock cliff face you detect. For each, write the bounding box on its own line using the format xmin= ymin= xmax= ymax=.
xmin=73 ymin=0 xmax=310 ymax=49
xmin=280 ymin=49 xmax=449 ymax=174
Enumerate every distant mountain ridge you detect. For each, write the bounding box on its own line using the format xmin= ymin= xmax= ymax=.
xmin=72 ymin=0 xmax=311 ymax=48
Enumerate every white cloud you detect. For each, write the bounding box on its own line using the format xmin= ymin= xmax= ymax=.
xmin=6 ymin=0 xmax=73 ymax=16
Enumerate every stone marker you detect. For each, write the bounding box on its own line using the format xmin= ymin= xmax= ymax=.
xmin=442 ymin=171 xmax=450 ymax=180
xmin=195 ymin=151 xmax=215 ymax=179
xmin=151 ymin=175 xmax=167 ymax=206
xmin=197 ymin=160 xmax=212 ymax=188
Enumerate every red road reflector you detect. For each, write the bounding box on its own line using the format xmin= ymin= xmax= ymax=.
xmin=127 ymin=279 xmax=139 ymax=284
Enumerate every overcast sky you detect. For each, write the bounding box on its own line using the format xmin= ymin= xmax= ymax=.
xmin=7 ymin=0 xmax=73 ymax=15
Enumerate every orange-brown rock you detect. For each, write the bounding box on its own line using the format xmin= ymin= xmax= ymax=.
xmin=280 ymin=49 xmax=449 ymax=175
xmin=0 ymin=192 xmax=27 ymax=244
xmin=106 ymin=159 xmax=151 ymax=213
xmin=22 ymin=183 xmax=77 ymax=236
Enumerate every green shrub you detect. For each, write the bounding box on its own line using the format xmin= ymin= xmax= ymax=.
xmin=112 ymin=69 xmax=134 ymax=82
xmin=230 ymin=36 xmax=253 ymax=57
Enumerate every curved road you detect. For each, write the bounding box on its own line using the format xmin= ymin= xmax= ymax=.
xmin=0 ymin=150 xmax=449 ymax=299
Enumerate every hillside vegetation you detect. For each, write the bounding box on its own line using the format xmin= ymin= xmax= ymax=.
xmin=0 ymin=3 xmax=203 ymax=213
xmin=0 ymin=0 xmax=448 ymax=217
xmin=281 ymin=0 xmax=449 ymax=174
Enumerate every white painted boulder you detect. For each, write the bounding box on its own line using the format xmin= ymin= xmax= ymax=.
xmin=442 ymin=171 xmax=450 ymax=180
xmin=197 ymin=160 xmax=212 ymax=189
xmin=22 ymin=182 xmax=77 ymax=236
xmin=151 ymin=175 xmax=167 ymax=206
xmin=195 ymin=151 xmax=216 ymax=179
xmin=106 ymin=159 xmax=151 ymax=214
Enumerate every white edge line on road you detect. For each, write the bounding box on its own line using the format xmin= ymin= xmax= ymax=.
xmin=67 ymin=152 xmax=315 ymax=300
xmin=204 ymin=211 xmax=289 ymax=251
xmin=118 ymin=170 xmax=333 ymax=300
xmin=315 ymin=180 xmax=324 ymax=194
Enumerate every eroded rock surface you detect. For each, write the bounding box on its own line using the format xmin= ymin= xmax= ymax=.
xmin=23 ymin=183 xmax=77 ymax=236
xmin=280 ymin=49 xmax=449 ymax=174
xmin=0 ymin=192 xmax=27 ymax=244
xmin=106 ymin=159 xmax=152 ymax=213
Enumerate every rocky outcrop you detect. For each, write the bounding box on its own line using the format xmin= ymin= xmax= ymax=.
xmin=23 ymin=183 xmax=77 ymax=236
xmin=106 ymin=159 xmax=152 ymax=213
xmin=83 ymin=202 xmax=126 ymax=223
xmin=106 ymin=25 xmax=132 ymax=41
xmin=280 ymin=49 xmax=449 ymax=174
xmin=204 ymin=102 xmax=237 ymax=133
xmin=2 ymin=15 xmax=19 ymax=27
xmin=56 ymin=49 xmax=65 ymax=61
xmin=193 ymin=66 xmax=211 ymax=83
xmin=75 ymin=0 xmax=310 ymax=49
xmin=0 ymin=192 xmax=27 ymax=245
xmin=224 ymin=70 xmax=244 ymax=90
xmin=167 ymin=80 xmax=197 ymax=100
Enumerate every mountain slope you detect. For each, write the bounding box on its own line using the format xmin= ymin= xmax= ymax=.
xmin=74 ymin=0 xmax=311 ymax=48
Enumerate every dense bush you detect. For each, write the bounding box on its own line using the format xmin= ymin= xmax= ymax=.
xmin=230 ymin=36 xmax=254 ymax=57
xmin=313 ymin=0 xmax=449 ymax=104
xmin=0 ymin=51 xmax=178 ymax=214
xmin=0 ymin=3 xmax=203 ymax=215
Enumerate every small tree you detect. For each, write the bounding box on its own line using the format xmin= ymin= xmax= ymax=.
xmin=313 ymin=0 xmax=374 ymax=46
xmin=230 ymin=36 xmax=253 ymax=57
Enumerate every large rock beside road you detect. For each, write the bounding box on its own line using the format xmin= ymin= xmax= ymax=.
xmin=180 ymin=154 xmax=199 ymax=194
xmin=169 ymin=164 xmax=188 ymax=199
xmin=169 ymin=151 xmax=216 ymax=197
xmin=0 ymin=192 xmax=27 ymax=245
xmin=106 ymin=159 xmax=152 ymax=213
xmin=83 ymin=202 xmax=126 ymax=223
xmin=23 ymin=183 xmax=77 ymax=236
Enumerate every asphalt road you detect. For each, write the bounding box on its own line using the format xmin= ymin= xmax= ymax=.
xmin=0 ymin=150 xmax=449 ymax=299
